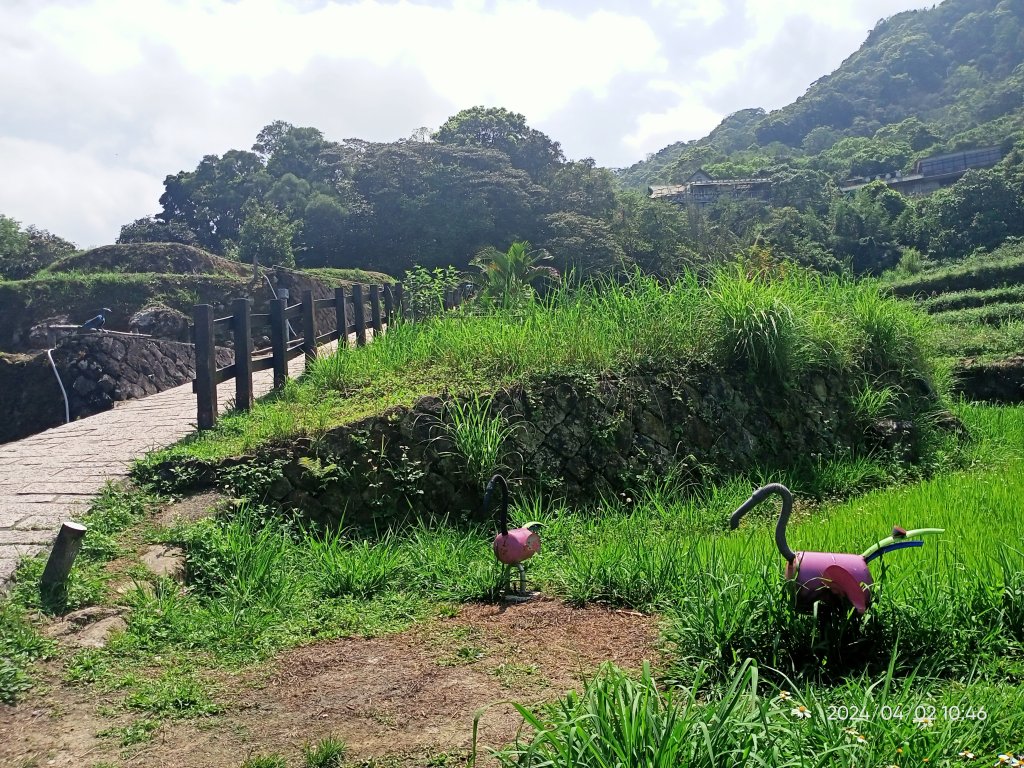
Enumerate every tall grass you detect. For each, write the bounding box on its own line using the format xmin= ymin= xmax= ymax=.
xmin=147 ymin=268 xmax=940 ymax=464
xmin=484 ymin=660 xmax=1024 ymax=767
xmin=437 ymin=394 xmax=518 ymax=483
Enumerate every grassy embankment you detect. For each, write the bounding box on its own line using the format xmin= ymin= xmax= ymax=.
xmin=885 ymin=239 xmax=1024 ymax=362
xmin=0 ymin=241 xmax=392 ymax=350
xmin=2 ymin=268 xmax=1022 ymax=765
xmin=143 ymin=267 xmax=937 ymax=466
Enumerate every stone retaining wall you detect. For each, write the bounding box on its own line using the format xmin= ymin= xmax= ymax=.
xmin=953 ymin=357 xmax=1024 ymax=403
xmin=0 ymin=333 xmax=232 ymax=444
xmin=144 ymin=369 xmax=936 ymax=528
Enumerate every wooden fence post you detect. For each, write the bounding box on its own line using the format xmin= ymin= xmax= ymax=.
xmin=270 ymin=297 xmax=288 ymax=388
xmin=352 ymin=284 xmax=367 ymax=346
xmin=40 ymin=521 xmax=87 ymax=589
xmin=302 ymin=290 xmax=318 ymax=362
xmin=233 ymin=297 xmax=253 ymax=411
xmin=369 ymin=284 xmax=383 ymax=337
xmin=383 ymin=284 xmax=394 ymax=325
xmin=394 ymin=282 xmax=406 ymax=320
xmin=444 ymin=288 xmax=454 ymax=310
xmin=334 ymin=286 xmax=349 ymax=347
xmin=193 ymin=304 xmax=218 ymax=429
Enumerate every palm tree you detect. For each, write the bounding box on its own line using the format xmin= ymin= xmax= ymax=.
xmin=469 ymin=240 xmax=559 ymax=308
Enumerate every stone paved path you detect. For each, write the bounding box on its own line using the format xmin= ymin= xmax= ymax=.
xmin=0 ymin=342 xmax=341 ymax=588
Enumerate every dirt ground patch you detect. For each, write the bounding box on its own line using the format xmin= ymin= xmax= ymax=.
xmin=151 ymin=490 xmax=228 ymax=528
xmin=0 ymin=597 xmax=659 ymax=768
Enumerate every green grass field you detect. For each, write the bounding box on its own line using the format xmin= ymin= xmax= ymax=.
xmin=2 ymin=266 xmax=1022 ymax=766
xmin=3 ymin=402 xmax=1023 ymax=764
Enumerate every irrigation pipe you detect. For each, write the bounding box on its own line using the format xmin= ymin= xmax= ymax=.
xmin=262 ymin=270 xmax=297 ymax=339
xmin=46 ymin=347 xmax=71 ymax=424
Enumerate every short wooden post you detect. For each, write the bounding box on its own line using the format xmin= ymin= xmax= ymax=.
xmin=270 ymin=297 xmax=288 ymax=388
xmin=193 ymin=303 xmax=218 ymax=429
xmin=302 ymin=290 xmax=318 ymax=362
xmin=352 ymin=283 xmax=367 ymax=346
xmin=444 ymin=288 xmax=454 ymax=311
xmin=334 ymin=286 xmax=349 ymax=347
xmin=40 ymin=522 xmax=87 ymax=588
xmin=383 ymin=284 xmax=394 ymax=325
xmin=232 ymin=297 xmax=253 ymax=411
xmin=369 ymin=284 xmax=383 ymax=337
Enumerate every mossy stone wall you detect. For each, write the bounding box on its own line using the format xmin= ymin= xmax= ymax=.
xmin=146 ymin=369 xmax=935 ymax=526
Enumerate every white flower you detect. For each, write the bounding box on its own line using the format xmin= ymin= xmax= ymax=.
xmin=791 ymin=704 xmax=812 ymax=719
xmin=958 ymin=751 xmax=975 ymax=760
xmin=913 ymin=715 xmax=933 ymax=729
xmin=778 ymin=690 xmax=792 ymax=701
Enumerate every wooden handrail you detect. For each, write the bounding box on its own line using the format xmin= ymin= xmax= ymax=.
xmin=191 ymin=280 xmax=469 ymax=428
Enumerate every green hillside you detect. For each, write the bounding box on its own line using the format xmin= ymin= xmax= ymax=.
xmin=619 ymin=0 xmax=1024 ymax=189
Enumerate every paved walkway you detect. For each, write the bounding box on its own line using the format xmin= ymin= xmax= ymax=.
xmin=0 ymin=343 xmax=340 ymax=587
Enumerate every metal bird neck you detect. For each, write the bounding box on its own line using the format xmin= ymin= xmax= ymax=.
xmin=728 ymin=483 xmax=797 ymax=562
xmin=484 ymin=473 xmax=510 ymax=535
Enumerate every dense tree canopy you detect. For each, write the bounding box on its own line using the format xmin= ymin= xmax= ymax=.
xmin=111 ymin=0 xmax=1023 ymax=284
xmin=0 ymin=214 xmax=77 ymax=280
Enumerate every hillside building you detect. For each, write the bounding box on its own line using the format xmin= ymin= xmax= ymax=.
xmin=648 ymin=169 xmax=771 ymax=207
xmin=839 ymin=146 xmax=1003 ymax=197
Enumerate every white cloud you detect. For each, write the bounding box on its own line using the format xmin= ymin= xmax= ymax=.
xmin=0 ymin=0 xmax=931 ymax=245
xmin=29 ymin=0 xmax=665 ymax=120
xmin=623 ymin=81 xmax=722 ymax=153
xmin=0 ymin=138 xmax=162 ymax=248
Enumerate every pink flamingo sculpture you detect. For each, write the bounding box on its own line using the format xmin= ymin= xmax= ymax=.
xmin=485 ymin=474 xmax=542 ymax=600
xmin=729 ymin=483 xmax=943 ymax=615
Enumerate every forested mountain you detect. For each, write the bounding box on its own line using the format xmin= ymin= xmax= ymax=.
xmin=619 ymin=0 xmax=1024 ymax=188
xmin=4 ymin=0 xmax=1022 ymax=286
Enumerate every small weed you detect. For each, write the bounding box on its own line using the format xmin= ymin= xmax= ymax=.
xmin=490 ymin=661 xmax=544 ymax=689
xmin=433 ymin=626 xmax=488 ymax=667
xmin=123 ymin=670 xmax=221 ymax=718
xmin=0 ymin=602 xmax=53 ymax=703
xmin=302 ymin=735 xmax=347 ymax=768
xmin=99 ymin=717 xmax=161 ymax=746
xmin=241 ymin=755 xmax=288 ymax=768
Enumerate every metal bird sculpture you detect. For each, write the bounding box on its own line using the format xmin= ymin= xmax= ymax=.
xmin=485 ymin=474 xmax=542 ymax=601
xmin=729 ymin=483 xmax=943 ymax=616
xmin=80 ymin=308 xmax=113 ymax=331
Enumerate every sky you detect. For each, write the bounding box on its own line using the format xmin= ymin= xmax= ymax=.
xmin=0 ymin=0 xmax=930 ymax=248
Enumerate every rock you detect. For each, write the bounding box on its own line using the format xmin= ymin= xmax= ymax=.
xmin=811 ymin=376 xmax=829 ymax=402
xmin=140 ymin=545 xmax=187 ymax=582
xmin=43 ymin=606 xmax=127 ymax=649
xmin=72 ymin=376 xmax=96 ymax=396
xmin=27 ymin=316 xmax=72 ymax=349
xmin=129 ymin=303 xmax=191 ymax=342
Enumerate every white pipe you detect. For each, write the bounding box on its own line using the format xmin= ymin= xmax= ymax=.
xmin=263 ymin=270 xmax=297 ymax=338
xmin=46 ymin=347 xmax=71 ymax=424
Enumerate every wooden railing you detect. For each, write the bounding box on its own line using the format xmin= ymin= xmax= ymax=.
xmin=191 ymin=282 xmax=471 ymax=429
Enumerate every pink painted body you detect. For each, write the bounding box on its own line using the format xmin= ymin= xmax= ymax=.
xmin=493 ymin=528 xmax=541 ymax=565
xmin=785 ymin=551 xmax=873 ymax=614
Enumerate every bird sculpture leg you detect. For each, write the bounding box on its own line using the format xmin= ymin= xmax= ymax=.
xmin=517 ymin=563 xmax=526 ymax=595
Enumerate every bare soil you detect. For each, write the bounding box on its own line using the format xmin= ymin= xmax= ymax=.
xmin=150 ymin=490 xmax=229 ymax=529
xmin=0 ymin=597 xmax=659 ymax=768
